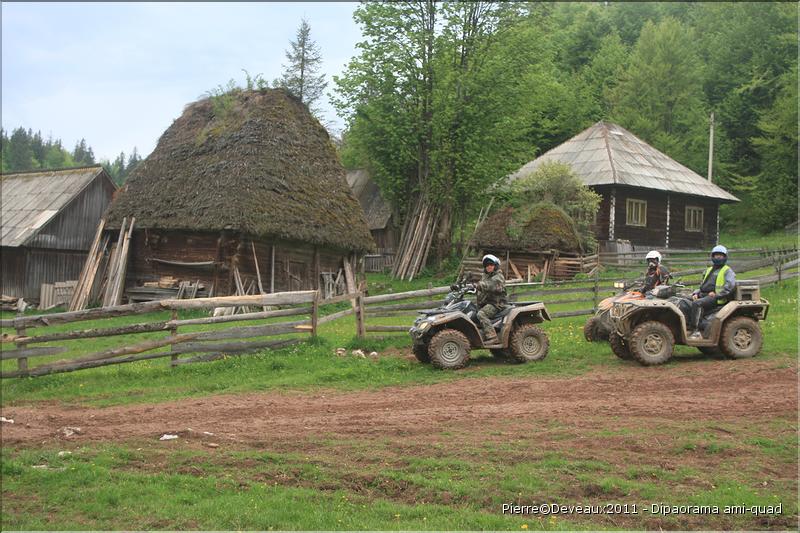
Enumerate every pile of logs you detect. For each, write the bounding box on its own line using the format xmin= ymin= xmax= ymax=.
xmin=391 ymin=200 xmax=438 ymax=281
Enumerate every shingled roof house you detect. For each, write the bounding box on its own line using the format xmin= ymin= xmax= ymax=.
xmin=509 ymin=121 xmax=739 ymax=251
xmin=104 ymin=88 xmax=374 ymax=299
xmin=1 ymin=166 xmax=116 ymax=300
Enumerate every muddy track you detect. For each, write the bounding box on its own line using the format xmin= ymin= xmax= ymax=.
xmin=1 ymin=359 xmax=796 ymax=446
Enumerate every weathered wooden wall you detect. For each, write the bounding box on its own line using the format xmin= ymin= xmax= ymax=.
xmin=593 ymin=186 xmax=721 ymax=250
xmin=0 ymin=247 xmax=87 ymax=300
xmin=26 ymin=176 xmax=116 ymax=251
xmin=123 ymin=229 xmax=351 ymax=297
xmin=1 ymin=247 xmax=26 ymax=298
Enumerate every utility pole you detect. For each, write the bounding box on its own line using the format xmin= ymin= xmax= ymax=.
xmin=707 ymin=112 xmax=715 ymax=182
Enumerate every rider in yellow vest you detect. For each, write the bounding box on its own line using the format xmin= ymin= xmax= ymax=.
xmin=689 ymin=245 xmax=736 ymax=339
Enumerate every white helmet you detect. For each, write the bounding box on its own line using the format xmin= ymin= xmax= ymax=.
xmin=482 ymin=254 xmax=501 ymax=268
xmin=645 ymin=250 xmax=662 ymax=263
xmin=711 ymin=245 xmax=728 ymax=256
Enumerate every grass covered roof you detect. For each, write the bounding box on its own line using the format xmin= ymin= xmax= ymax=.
xmin=471 ymin=203 xmax=582 ymax=254
xmin=106 ymin=88 xmax=374 ymax=252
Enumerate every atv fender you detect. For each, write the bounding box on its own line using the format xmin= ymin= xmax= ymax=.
xmin=428 ymin=312 xmax=483 ymax=347
xmin=688 ymin=299 xmax=771 ymax=346
xmin=499 ymin=303 xmax=550 ymax=347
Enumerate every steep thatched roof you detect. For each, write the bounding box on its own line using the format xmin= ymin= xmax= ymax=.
xmin=106 ymin=89 xmax=374 ymax=252
xmin=346 ymin=169 xmax=392 ymax=231
xmin=471 ymin=204 xmax=582 ymax=254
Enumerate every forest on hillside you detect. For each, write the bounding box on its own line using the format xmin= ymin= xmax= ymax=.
xmin=334 ymin=2 xmax=797 ymax=247
xmin=1 ymin=127 xmax=141 ymax=185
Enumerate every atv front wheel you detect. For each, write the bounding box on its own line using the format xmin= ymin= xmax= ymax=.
xmin=428 ymin=329 xmax=471 ymax=369
xmin=509 ymin=324 xmax=549 ymax=363
xmin=583 ymin=317 xmax=601 ymax=342
xmin=412 ymin=343 xmax=431 ymax=363
xmin=609 ymin=332 xmax=633 ymax=360
xmin=719 ymin=317 xmax=763 ymax=359
xmin=629 ymin=321 xmax=675 ymax=366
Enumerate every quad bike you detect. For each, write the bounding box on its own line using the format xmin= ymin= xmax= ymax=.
xmin=409 ymin=282 xmax=551 ymax=369
xmin=584 ymin=281 xmax=646 ymax=342
xmin=608 ymin=280 xmax=768 ymax=366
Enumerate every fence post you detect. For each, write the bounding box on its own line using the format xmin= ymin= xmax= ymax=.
xmin=354 ymin=288 xmax=366 ymax=339
xmin=311 ymin=290 xmax=320 ymax=337
xmin=169 ymin=309 xmax=178 ymax=367
xmin=15 ymin=325 xmax=28 ymax=377
xmin=592 ymin=268 xmax=600 ymax=311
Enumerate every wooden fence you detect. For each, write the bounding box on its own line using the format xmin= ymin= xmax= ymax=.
xmin=599 ymin=246 xmax=798 ymax=269
xmin=352 ymin=249 xmax=800 ymax=337
xmin=0 ymin=291 xmax=356 ymax=379
xmin=1 ymin=249 xmax=796 ymax=377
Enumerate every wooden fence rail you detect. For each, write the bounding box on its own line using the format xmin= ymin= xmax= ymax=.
xmin=0 ymin=290 xmax=356 ymax=379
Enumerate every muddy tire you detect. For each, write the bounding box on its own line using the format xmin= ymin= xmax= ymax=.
xmin=609 ymin=332 xmax=633 ymax=360
xmin=428 ymin=329 xmax=471 ymax=370
xmin=629 ymin=321 xmax=675 ymax=366
xmin=509 ymin=324 xmax=549 ymax=363
xmin=412 ymin=343 xmax=431 ymax=363
xmin=719 ymin=317 xmax=763 ymax=359
xmin=583 ymin=317 xmax=601 ymax=342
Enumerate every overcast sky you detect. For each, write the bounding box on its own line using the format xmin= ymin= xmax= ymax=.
xmin=1 ymin=2 xmax=362 ymax=162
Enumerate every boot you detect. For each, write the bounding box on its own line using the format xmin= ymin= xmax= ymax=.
xmin=483 ymin=329 xmax=500 ymax=346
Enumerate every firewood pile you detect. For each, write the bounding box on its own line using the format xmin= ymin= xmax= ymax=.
xmin=391 ymin=200 xmax=438 ymax=281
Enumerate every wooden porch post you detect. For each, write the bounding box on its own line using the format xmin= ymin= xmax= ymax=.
xmin=609 ymin=188 xmax=616 ymax=241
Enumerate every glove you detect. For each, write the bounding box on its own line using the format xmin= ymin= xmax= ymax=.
xmin=450 ymin=284 xmax=459 ymax=291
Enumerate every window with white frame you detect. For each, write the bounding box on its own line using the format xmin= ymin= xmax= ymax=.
xmin=685 ymin=206 xmax=704 ymax=232
xmin=626 ymin=198 xmax=647 ymax=226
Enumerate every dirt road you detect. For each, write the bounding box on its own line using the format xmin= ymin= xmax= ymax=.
xmin=2 ymin=359 xmax=796 ymax=446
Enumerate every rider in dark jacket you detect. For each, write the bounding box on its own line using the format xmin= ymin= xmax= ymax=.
xmin=476 ymin=254 xmax=507 ymax=344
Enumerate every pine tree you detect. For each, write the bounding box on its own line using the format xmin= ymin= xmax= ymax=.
xmin=274 ymin=18 xmax=328 ymax=117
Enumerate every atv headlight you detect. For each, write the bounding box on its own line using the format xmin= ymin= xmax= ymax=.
xmin=417 ymin=321 xmax=431 ymax=331
xmin=614 ymin=281 xmax=625 ymax=289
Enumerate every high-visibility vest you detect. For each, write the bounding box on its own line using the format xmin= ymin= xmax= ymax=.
xmin=702 ymin=265 xmax=731 ymax=305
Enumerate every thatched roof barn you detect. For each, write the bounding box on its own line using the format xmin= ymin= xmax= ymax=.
xmin=104 ymin=88 xmax=374 ymax=299
xmin=1 ymin=165 xmax=116 ymax=301
xmin=509 ymin=121 xmax=739 ymax=250
xmin=468 ymin=204 xmax=584 ymax=281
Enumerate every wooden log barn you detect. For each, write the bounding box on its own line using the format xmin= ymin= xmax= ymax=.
xmin=100 ymin=88 xmax=375 ymax=303
xmin=346 ymin=168 xmax=399 ymax=272
xmin=509 ymin=121 xmax=740 ymax=252
xmin=1 ymin=166 xmax=116 ymax=303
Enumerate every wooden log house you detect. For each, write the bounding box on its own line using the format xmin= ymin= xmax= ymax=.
xmin=509 ymin=121 xmax=739 ymax=251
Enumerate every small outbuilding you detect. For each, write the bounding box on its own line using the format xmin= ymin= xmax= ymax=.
xmin=509 ymin=121 xmax=739 ymax=251
xmin=346 ymin=168 xmax=398 ymax=271
xmin=467 ymin=203 xmax=586 ymax=281
xmin=1 ymin=165 xmax=117 ymax=301
xmin=103 ymin=88 xmax=375 ymax=300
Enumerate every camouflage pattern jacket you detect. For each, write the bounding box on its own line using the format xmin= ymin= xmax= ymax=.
xmin=477 ymin=270 xmax=508 ymax=308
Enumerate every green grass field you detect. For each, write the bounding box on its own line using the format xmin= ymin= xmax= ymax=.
xmin=1 ymin=261 xmax=797 ymax=530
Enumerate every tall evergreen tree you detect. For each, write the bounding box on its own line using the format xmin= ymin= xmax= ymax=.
xmin=274 ymin=18 xmax=328 ymax=117
xmin=7 ymin=127 xmax=36 ymax=171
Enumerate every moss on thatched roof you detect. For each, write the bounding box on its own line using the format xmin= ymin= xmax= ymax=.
xmin=471 ymin=203 xmax=582 ymax=254
xmin=106 ymin=88 xmax=374 ymax=252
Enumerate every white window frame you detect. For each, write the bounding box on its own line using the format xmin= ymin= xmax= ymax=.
xmin=685 ymin=206 xmax=704 ymax=232
xmin=626 ymin=198 xmax=647 ymax=227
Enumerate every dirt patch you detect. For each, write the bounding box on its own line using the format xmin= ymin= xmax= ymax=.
xmin=2 ymin=359 xmax=796 ymax=447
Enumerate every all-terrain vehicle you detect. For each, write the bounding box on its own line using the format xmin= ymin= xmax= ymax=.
xmin=409 ymin=282 xmax=551 ymax=369
xmin=608 ymin=280 xmax=769 ymax=366
xmin=584 ymin=282 xmax=646 ymax=342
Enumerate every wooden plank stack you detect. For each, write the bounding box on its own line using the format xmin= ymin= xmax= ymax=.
xmin=69 ymin=219 xmax=110 ymax=311
xmin=102 ymin=217 xmax=135 ymax=307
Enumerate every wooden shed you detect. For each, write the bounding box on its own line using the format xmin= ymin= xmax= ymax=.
xmin=509 ymin=121 xmax=739 ymax=251
xmin=103 ymin=88 xmax=375 ymax=301
xmin=346 ymin=169 xmax=398 ymax=272
xmin=1 ymin=166 xmax=116 ymax=301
